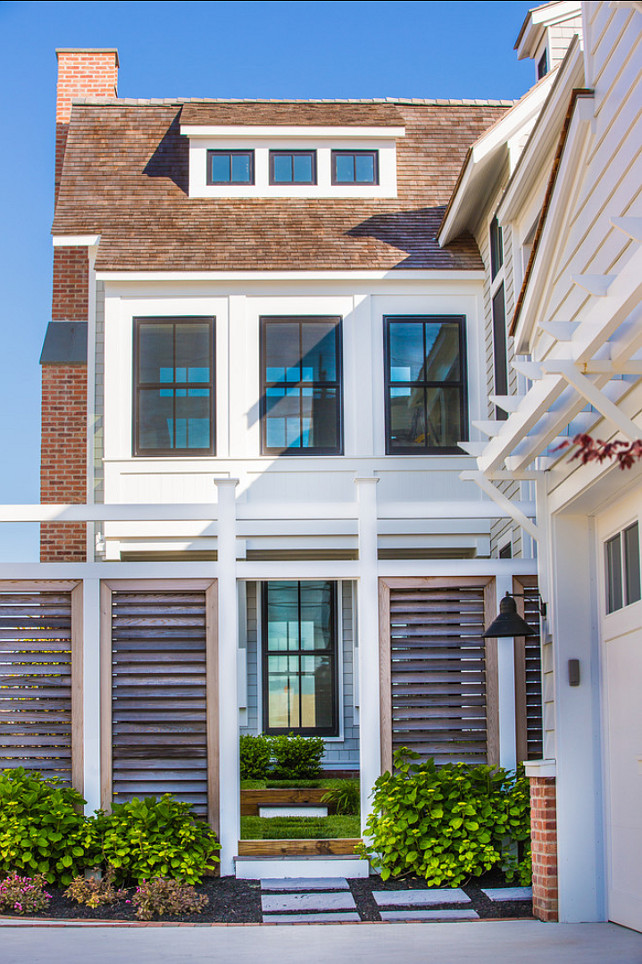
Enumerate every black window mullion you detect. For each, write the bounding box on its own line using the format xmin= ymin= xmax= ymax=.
xmin=298 ymin=323 xmax=304 ymax=449
xmin=296 ymin=582 xmax=302 ymax=729
xmin=171 ymin=323 xmax=177 ymax=450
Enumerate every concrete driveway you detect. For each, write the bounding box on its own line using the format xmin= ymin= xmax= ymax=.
xmin=1 ymin=920 xmax=641 ymax=964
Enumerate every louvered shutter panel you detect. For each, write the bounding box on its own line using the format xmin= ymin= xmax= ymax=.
xmin=111 ymin=590 xmax=209 ymax=815
xmin=522 ymin=584 xmax=543 ymax=760
xmin=0 ymin=590 xmax=73 ymax=782
xmin=389 ymin=585 xmax=490 ymax=764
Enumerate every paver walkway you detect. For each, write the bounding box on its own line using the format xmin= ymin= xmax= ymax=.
xmin=259 ymin=878 xmax=489 ymax=923
xmin=260 ymin=878 xmax=359 ymax=923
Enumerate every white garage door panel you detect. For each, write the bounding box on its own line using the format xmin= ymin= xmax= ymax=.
xmin=604 ymin=607 xmax=642 ymax=932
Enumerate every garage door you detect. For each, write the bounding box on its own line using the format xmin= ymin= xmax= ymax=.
xmin=600 ymin=504 xmax=642 ymax=932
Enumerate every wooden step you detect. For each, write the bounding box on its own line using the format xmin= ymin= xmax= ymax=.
xmin=241 ymin=787 xmax=331 ymax=816
xmin=237 ymin=837 xmax=361 ymax=857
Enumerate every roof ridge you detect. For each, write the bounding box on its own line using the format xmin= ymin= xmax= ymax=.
xmin=71 ymin=96 xmax=516 ymax=107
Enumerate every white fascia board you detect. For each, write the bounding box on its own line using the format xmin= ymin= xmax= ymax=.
xmin=96 ymin=269 xmax=485 ymax=283
xmin=497 ymin=39 xmax=585 ymax=225
xmin=439 ymin=75 xmax=555 ymax=245
xmin=53 ymin=235 xmax=101 ymax=247
xmin=515 ymin=1 xmax=582 ymax=60
xmin=180 ymin=125 xmax=405 ymax=139
xmin=513 ymin=95 xmax=594 ymax=353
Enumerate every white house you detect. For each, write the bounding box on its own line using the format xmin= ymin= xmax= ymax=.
xmin=0 ymin=0 xmax=639 ymax=930
xmin=441 ymin=0 xmax=641 ymax=929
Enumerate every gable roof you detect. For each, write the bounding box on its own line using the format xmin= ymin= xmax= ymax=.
xmin=52 ymin=99 xmax=511 ymax=273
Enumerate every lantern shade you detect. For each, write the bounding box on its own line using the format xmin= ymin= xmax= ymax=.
xmin=482 ymin=591 xmax=537 ymax=638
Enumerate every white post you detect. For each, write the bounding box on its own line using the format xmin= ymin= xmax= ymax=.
xmin=214 ymin=478 xmax=239 ymax=876
xmin=355 ymin=477 xmax=380 ymax=826
xmin=495 ymin=572 xmax=517 ymax=772
xmin=82 ymin=578 xmax=101 ymax=814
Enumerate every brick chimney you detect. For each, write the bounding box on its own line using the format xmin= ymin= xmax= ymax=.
xmin=41 ymin=49 xmax=118 ymax=562
xmin=55 ymin=48 xmax=119 ymax=200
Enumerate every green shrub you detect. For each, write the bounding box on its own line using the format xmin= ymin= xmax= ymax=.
xmin=0 ymin=768 xmax=99 ymax=885
xmin=64 ymin=865 xmax=127 ymax=908
xmin=360 ymin=751 xmax=531 ymax=887
xmin=132 ymin=876 xmax=208 ymax=921
xmin=94 ymin=795 xmax=220 ymax=885
xmin=269 ymin=733 xmax=325 ymax=779
xmin=322 ymin=779 xmax=360 ymax=815
xmin=239 ymin=734 xmax=271 ymax=781
xmin=0 ymin=872 xmax=52 ymax=914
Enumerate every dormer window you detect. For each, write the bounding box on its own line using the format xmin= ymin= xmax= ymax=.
xmin=207 ymin=150 xmax=254 ymax=185
xmin=537 ymin=49 xmax=548 ymax=79
xmin=269 ymin=150 xmax=317 ymax=185
xmin=331 ymin=150 xmax=378 ymax=185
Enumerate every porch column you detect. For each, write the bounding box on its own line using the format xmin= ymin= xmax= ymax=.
xmin=82 ymin=577 xmax=101 ymax=814
xmin=355 ymin=476 xmax=380 ymax=822
xmin=495 ymin=571 xmax=517 ymax=772
xmin=215 ymin=478 xmax=239 ymax=876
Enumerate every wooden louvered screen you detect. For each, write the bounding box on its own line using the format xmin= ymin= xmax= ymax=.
xmin=515 ymin=577 xmax=544 ymax=761
xmin=0 ymin=585 xmax=78 ymax=785
xmin=110 ymin=589 xmax=211 ymax=817
xmin=381 ymin=577 xmax=497 ymax=771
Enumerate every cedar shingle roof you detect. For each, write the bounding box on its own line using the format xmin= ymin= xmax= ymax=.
xmin=52 ymin=100 xmax=511 ymax=272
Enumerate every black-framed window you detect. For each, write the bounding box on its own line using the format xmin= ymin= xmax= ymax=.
xmin=490 ymin=217 xmax=504 ymax=279
xmin=207 ymin=150 xmax=254 ymax=185
xmin=269 ymin=150 xmax=317 ymax=184
xmin=537 ymin=49 xmax=549 ymax=79
xmin=260 ymin=316 xmax=342 ymax=455
xmin=492 ymin=283 xmax=508 ymax=420
xmin=133 ymin=317 xmax=215 ymax=456
xmin=262 ymin=581 xmax=338 ymax=736
xmin=605 ymin=522 xmax=641 ymax=613
xmin=331 ymin=150 xmax=379 ymax=185
xmin=384 ymin=315 xmax=467 ymax=454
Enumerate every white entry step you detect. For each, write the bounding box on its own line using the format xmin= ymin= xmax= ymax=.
xmin=235 ymin=855 xmax=370 ymax=879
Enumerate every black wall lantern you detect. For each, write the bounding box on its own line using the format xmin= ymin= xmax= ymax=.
xmin=482 ymin=591 xmax=545 ymax=638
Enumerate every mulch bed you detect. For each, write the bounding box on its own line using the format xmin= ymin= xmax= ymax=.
xmin=0 ymin=869 xmax=532 ymax=924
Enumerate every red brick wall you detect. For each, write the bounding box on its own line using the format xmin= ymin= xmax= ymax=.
xmin=530 ymin=776 xmax=558 ymax=921
xmin=42 ymin=50 xmax=118 ymax=560
xmin=52 ymin=248 xmax=89 ymax=321
xmin=40 ymin=365 xmax=87 ymax=562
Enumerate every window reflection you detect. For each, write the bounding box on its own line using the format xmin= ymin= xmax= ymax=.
xmin=261 ymin=318 xmax=342 ymax=454
xmin=264 ymin=581 xmax=337 ymax=734
xmin=385 ymin=317 xmax=466 ymax=453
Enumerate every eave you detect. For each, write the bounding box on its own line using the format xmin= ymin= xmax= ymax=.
xmin=438 ymin=75 xmax=554 ymax=246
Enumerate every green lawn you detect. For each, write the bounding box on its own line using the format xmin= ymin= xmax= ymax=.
xmin=240 ymin=815 xmax=361 ymax=840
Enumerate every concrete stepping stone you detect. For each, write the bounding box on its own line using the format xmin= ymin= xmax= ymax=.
xmin=262 ymin=891 xmax=357 ymax=913
xmin=261 ymin=877 xmax=349 ymax=891
xmin=373 ymin=888 xmax=471 ymax=907
xmin=380 ymin=909 xmax=479 ymax=921
xmin=264 ymin=912 xmax=361 ymax=923
xmin=481 ymin=886 xmax=533 ymax=901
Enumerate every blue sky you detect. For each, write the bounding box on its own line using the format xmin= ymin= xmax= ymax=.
xmin=0 ymin=0 xmax=536 ymax=561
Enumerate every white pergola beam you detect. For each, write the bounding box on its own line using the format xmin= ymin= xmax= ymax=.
xmin=611 ymin=216 xmax=642 ymax=242
xmin=489 ymin=394 xmax=527 ymax=413
xmin=539 ymin=321 xmax=578 ymax=341
xmin=459 ymin=471 xmax=540 ymax=542
xmin=572 ymin=273 xmax=616 ymax=297
xmin=478 ymin=245 xmax=642 ymax=471
xmin=541 ymin=361 xmax=641 ymax=440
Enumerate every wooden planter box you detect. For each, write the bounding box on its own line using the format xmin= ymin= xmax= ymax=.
xmin=237 ymin=838 xmax=361 ymax=856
